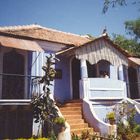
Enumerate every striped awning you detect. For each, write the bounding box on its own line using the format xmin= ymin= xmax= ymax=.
xmin=0 ymin=35 xmax=43 ymax=52
xmin=75 ymin=39 xmax=128 ymax=66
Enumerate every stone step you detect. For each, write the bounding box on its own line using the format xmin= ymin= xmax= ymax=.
xmin=59 ymin=100 xmax=94 ymax=136
xmin=70 ymin=123 xmax=88 ymax=129
xmin=63 ymin=102 xmax=82 ymax=107
xmin=65 ymin=100 xmax=82 ymax=103
xmin=67 ymin=119 xmax=85 ymax=124
xmin=71 ymin=128 xmax=94 ymax=135
xmin=60 ymin=110 xmax=82 ymax=115
xmin=64 ymin=114 xmax=82 ymax=120
xmin=60 ymin=106 xmax=81 ymax=111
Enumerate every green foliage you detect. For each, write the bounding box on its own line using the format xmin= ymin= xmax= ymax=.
xmin=17 ymin=137 xmax=57 ymax=140
xmin=112 ymin=34 xmax=140 ymax=56
xmin=125 ymin=18 xmax=140 ymax=40
xmin=134 ymin=125 xmax=140 ymax=133
xmin=103 ymin=0 xmax=140 ymax=13
xmin=106 ymin=111 xmax=116 ymax=120
xmin=114 ymin=101 xmax=140 ymax=140
xmin=54 ymin=117 xmax=65 ymax=125
xmin=104 ymin=101 xmax=140 ymax=139
xmin=71 ymin=131 xmax=119 ymax=140
xmin=17 ymin=138 xmax=49 ymax=140
xmin=31 ymin=54 xmax=59 ymax=137
xmin=103 ymin=0 xmax=126 ymax=13
xmin=71 ymin=133 xmax=81 ymax=140
xmin=86 ymin=34 xmax=95 ymax=40
xmin=80 ymin=130 xmax=92 ymax=140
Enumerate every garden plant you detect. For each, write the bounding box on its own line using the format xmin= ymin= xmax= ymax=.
xmin=31 ymin=54 xmax=64 ymax=139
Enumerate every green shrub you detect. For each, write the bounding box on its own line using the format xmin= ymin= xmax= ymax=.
xmin=106 ymin=111 xmax=115 ymax=120
xmin=17 ymin=138 xmax=49 ymax=140
xmin=134 ymin=125 xmax=140 ymax=133
xmin=54 ymin=117 xmax=65 ymax=125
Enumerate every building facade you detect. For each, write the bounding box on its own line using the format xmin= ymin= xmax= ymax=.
xmin=0 ymin=25 xmax=140 ymax=138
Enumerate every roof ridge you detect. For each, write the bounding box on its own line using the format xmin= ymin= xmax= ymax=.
xmin=0 ymin=24 xmax=41 ymax=31
xmin=40 ymin=26 xmax=88 ymax=39
xmin=0 ymin=24 xmax=89 ymax=39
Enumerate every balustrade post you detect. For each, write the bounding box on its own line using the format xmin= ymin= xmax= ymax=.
xmin=80 ymin=59 xmax=88 ymax=79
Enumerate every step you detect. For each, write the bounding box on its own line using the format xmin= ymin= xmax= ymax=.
xmin=60 ymin=106 xmax=81 ymax=111
xmin=60 ymin=110 xmax=82 ymax=115
xmin=59 ymin=100 xmax=95 ymax=136
xmin=70 ymin=123 xmax=88 ymax=129
xmin=63 ymin=102 xmax=82 ymax=107
xmin=65 ymin=100 xmax=82 ymax=103
xmin=71 ymin=128 xmax=94 ymax=135
xmin=67 ymin=119 xmax=85 ymax=124
xmin=64 ymin=114 xmax=82 ymax=120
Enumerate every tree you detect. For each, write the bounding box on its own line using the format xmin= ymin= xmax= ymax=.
xmin=31 ymin=54 xmax=60 ymax=138
xmin=112 ymin=34 xmax=140 ymax=56
xmin=112 ymin=17 xmax=140 ymax=56
xmin=103 ymin=0 xmax=140 ymax=13
xmin=125 ymin=18 xmax=140 ymax=40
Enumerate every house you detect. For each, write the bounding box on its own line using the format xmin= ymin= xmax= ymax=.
xmin=0 ymin=24 xmax=140 ymax=138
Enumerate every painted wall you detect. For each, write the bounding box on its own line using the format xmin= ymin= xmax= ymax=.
xmin=54 ymin=55 xmax=71 ymax=102
xmin=30 ymin=51 xmax=56 ymax=97
xmin=89 ymin=78 xmax=127 ymax=99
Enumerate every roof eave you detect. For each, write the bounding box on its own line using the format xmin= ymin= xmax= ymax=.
xmin=0 ymin=31 xmax=75 ymax=46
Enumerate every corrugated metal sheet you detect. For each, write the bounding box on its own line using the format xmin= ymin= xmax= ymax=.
xmin=0 ymin=35 xmax=43 ymax=52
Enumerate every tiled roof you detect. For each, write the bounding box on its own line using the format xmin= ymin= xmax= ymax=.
xmin=129 ymin=57 xmax=140 ymax=65
xmin=0 ymin=24 xmax=90 ymax=46
xmin=57 ymin=35 xmax=131 ymax=57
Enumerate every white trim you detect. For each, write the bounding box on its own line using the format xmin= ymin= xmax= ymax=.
xmin=89 ymin=97 xmax=124 ymax=100
xmin=136 ymin=66 xmax=140 ymax=98
xmin=0 ymin=99 xmax=31 ymax=105
xmin=0 ymin=48 xmax=3 ymax=98
xmin=90 ymin=88 xmax=123 ymax=91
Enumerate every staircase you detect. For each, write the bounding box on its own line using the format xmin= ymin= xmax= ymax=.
xmin=59 ymin=100 xmax=94 ymax=136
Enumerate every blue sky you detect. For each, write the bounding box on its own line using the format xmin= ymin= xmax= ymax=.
xmin=0 ymin=0 xmax=139 ymax=37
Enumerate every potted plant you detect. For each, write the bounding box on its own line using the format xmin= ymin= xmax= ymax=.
xmin=54 ymin=117 xmax=66 ymax=136
xmin=106 ymin=111 xmax=116 ymax=125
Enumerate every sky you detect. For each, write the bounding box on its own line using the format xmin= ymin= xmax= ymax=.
xmin=0 ymin=0 xmax=139 ymax=37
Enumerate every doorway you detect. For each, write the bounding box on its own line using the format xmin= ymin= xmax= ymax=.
xmin=71 ymin=58 xmax=80 ymax=99
xmin=97 ymin=60 xmax=110 ymax=77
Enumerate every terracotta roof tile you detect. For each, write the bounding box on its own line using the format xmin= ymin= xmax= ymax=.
xmin=0 ymin=24 xmax=90 ymax=46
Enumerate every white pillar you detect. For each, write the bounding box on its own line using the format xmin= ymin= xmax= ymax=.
xmin=80 ymin=59 xmax=88 ymax=79
xmin=110 ymin=65 xmax=118 ymax=79
xmin=136 ymin=66 xmax=140 ymax=98
xmin=0 ymin=48 xmax=3 ymax=99
xmin=118 ymin=65 xmax=124 ymax=81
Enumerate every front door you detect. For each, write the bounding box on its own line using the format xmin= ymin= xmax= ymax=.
xmin=72 ymin=58 xmax=80 ymax=99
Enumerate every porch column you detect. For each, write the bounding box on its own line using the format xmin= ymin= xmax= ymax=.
xmin=0 ymin=48 xmax=3 ymax=98
xmin=110 ymin=65 xmax=118 ymax=79
xmin=118 ymin=65 xmax=124 ymax=81
xmin=80 ymin=59 xmax=88 ymax=79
